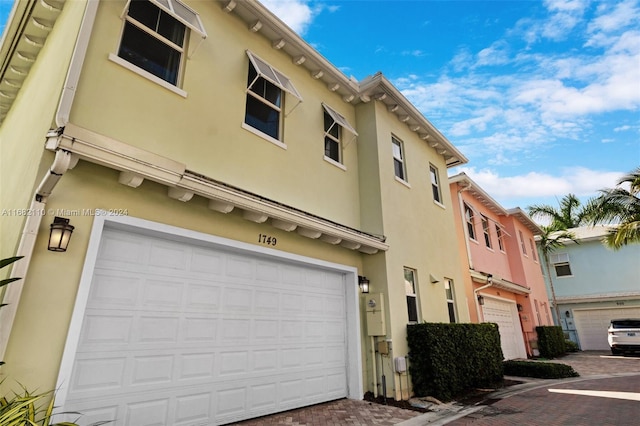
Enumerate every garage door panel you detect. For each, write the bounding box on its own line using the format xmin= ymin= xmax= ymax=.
xmin=574 ymin=307 xmax=640 ymax=350
xmin=482 ymin=298 xmax=527 ymax=360
xmin=61 ymin=227 xmax=351 ymax=424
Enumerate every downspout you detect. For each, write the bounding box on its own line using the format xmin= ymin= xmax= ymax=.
xmin=473 ymin=274 xmax=493 ymax=322
xmin=0 ymin=0 xmax=98 ymax=361
xmin=0 ymin=150 xmax=77 ymax=361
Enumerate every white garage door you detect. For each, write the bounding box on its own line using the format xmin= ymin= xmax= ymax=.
xmin=574 ymin=307 xmax=640 ymax=350
xmin=482 ymin=297 xmax=527 ymax=360
xmin=59 ymin=226 xmax=351 ymax=425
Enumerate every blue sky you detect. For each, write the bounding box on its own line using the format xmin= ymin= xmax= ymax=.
xmin=1 ymin=0 xmax=638 ymax=213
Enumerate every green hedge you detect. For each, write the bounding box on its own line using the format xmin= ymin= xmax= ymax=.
xmin=407 ymin=323 xmax=504 ymax=401
xmin=504 ymin=360 xmax=579 ymax=379
xmin=536 ymin=326 xmax=566 ymax=358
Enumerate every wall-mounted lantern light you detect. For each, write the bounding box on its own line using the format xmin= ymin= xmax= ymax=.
xmin=487 ymin=273 xmax=493 ymax=284
xmin=517 ymin=303 xmax=523 ymax=312
xmin=565 ymin=310 xmax=571 ymax=318
xmin=358 ymin=276 xmax=370 ymax=294
xmin=477 ymin=294 xmax=485 ymax=305
xmin=48 ymin=217 xmax=74 ymax=252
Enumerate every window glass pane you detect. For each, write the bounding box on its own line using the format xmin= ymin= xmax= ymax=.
xmin=555 ymin=263 xmax=572 ymax=277
xmin=404 ymin=269 xmax=416 ymax=294
xmin=128 ymin=0 xmax=161 ymax=30
xmin=245 ymin=95 xmax=279 ymax=139
xmin=325 ymin=137 xmax=340 ymax=161
xmin=392 ymin=140 xmax=402 ymax=159
xmin=444 ymin=281 xmax=453 ymax=300
xmin=158 ymin=12 xmax=185 ymax=45
xmin=247 ymin=65 xmax=281 ymax=107
xmin=324 ymin=113 xmax=339 ymax=138
xmin=407 ymin=296 xmax=418 ymax=322
xmin=447 ymin=302 xmax=456 ymax=323
xmin=394 ymin=159 xmax=405 ymax=180
xmin=118 ymin=22 xmax=181 ymax=85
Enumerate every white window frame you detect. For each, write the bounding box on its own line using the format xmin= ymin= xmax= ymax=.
xmin=529 ymin=238 xmax=538 ymax=262
xmin=496 ymin=224 xmax=505 ymax=252
xmin=519 ymin=230 xmax=527 ymax=256
xmin=430 ymin=164 xmax=443 ymax=205
xmin=322 ymin=103 xmax=358 ymax=167
xmin=465 ymin=204 xmax=477 ymax=241
xmin=481 ymin=215 xmax=492 ymax=249
xmin=404 ymin=267 xmax=419 ymax=323
xmin=392 ymin=136 xmax=408 ymax=182
xmin=444 ymin=278 xmax=457 ymax=323
xmin=551 ymin=253 xmax=572 ymax=277
xmin=116 ymin=0 xmax=206 ymax=90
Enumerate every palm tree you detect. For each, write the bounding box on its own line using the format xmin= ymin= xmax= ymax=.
xmin=528 ymin=194 xmax=594 ymax=229
xmin=588 ymin=167 xmax=640 ymax=250
xmin=536 ymin=226 xmax=577 ymax=325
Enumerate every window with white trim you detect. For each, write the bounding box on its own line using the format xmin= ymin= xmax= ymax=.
xmin=550 ymin=253 xmax=572 ymax=277
xmin=322 ymin=103 xmax=358 ymax=164
xmin=404 ymin=268 xmax=419 ymax=323
xmin=444 ymin=278 xmax=457 ymax=323
xmin=519 ymin=230 xmax=527 ymax=255
xmin=392 ymin=136 xmax=407 ymax=181
xmin=430 ymin=164 xmax=442 ymax=203
xmin=481 ymin=215 xmax=492 ymax=249
xmin=465 ymin=204 xmax=476 ymax=240
xmin=529 ymin=238 xmax=538 ymax=261
xmin=244 ymin=51 xmax=302 ymax=141
xmin=118 ymin=0 xmax=206 ymax=86
xmin=496 ymin=225 xmax=505 ymax=251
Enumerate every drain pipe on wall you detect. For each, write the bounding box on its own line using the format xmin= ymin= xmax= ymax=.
xmin=473 ymin=273 xmax=494 ymax=323
xmin=0 ymin=149 xmax=78 ymax=362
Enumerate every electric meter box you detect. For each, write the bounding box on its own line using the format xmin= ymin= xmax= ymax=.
xmin=365 ymin=293 xmax=386 ymax=336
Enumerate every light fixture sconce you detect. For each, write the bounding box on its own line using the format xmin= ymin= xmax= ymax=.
xmin=429 ymin=274 xmax=440 ymax=284
xmin=358 ymin=276 xmax=370 ymax=294
xmin=48 ymin=216 xmax=74 ymax=252
xmin=517 ymin=303 xmax=523 ymax=312
xmin=477 ymin=295 xmax=485 ymax=305
xmin=487 ymin=273 xmax=493 ymax=284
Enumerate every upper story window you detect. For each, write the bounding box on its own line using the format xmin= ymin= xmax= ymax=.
xmin=430 ymin=164 xmax=442 ymax=204
xmin=519 ymin=230 xmax=527 ymax=255
xmin=322 ymin=103 xmax=358 ymax=165
xmin=404 ymin=268 xmax=419 ymax=323
xmin=244 ymin=51 xmax=302 ymax=143
xmin=496 ymin=225 xmax=505 ymax=252
xmin=481 ymin=215 xmax=492 ymax=249
xmin=392 ymin=136 xmax=407 ymax=182
xmin=464 ymin=204 xmax=476 ymax=241
xmin=550 ymin=253 xmax=572 ymax=277
xmin=444 ymin=278 xmax=457 ymax=323
xmin=118 ymin=0 xmax=206 ymax=86
xmin=529 ymin=239 xmax=538 ymax=261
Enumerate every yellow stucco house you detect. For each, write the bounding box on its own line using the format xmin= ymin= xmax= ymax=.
xmin=0 ymin=1 xmax=469 ymax=423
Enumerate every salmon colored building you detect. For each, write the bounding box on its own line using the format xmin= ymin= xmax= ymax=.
xmin=449 ymin=173 xmax=553 ymax=359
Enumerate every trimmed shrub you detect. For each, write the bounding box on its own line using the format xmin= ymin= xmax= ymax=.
xmin=407 ymin=323 xmax=504 ymax=401
xmin=536 ymin=326 xmax=566 ymax=358
xmin=503 ymin=360 xmax=579 ymax=379
xmin=564 ymin=340 xmax=579 ymax=352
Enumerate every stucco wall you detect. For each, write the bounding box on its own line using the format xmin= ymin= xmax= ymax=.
xmin=67 ymin=0 xmax=362 ymax=228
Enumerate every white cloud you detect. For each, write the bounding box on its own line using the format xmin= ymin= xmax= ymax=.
xmin=455 ymin=167 xmax=625 ymax=204
xmin=260 ymin=0 xmax=315 ymax=34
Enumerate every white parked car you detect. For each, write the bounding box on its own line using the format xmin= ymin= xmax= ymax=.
xmin=608 ymin=319 xmax=640 ymax=355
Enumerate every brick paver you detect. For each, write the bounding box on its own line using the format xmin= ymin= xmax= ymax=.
xmin=228 ymin=351 xmax=640 ymax=425
xmin=231 ymin=398 xmax=421 ymax=426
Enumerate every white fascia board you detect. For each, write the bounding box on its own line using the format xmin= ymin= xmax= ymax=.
xmin=49 ymin=123 xmax=185 ymax=186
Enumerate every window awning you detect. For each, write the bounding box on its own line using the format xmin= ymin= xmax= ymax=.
xmin=322 ymin=103 xmax=358 ymax=136
xmin=148 ymin=0 xmax=207 ymax=38
xmin=246 ymin=51 xmax=303 ymax=101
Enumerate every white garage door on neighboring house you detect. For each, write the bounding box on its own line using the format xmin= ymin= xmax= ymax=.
xmin=482 ymin=297 xmax=527 ymax=360
xmin=57 ymin=223 xmax=357 ymax=426
xmin=573 ymin=307 xmax=640 ymax=350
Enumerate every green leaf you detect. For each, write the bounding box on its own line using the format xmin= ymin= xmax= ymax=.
xmin=0 ymin=257 xmax=23 ymax=269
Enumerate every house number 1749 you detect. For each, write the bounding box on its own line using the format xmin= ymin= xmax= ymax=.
xmin=258 ymin=234 xmax=277 ymax=246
